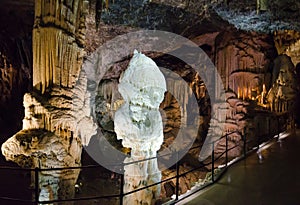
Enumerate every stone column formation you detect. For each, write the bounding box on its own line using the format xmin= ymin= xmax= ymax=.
xmin=33 ymin=0 xmax=89 ymax=93
xmin=114 ymin=50 xmax=167 ymax=205
xmin=1 ymin=1 xmax=96 ymax=204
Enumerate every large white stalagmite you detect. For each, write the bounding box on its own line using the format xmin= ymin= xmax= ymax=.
xmin=114 ymin=50 xmax=167 ymax=205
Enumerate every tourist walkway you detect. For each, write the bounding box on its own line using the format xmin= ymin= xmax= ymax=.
xmin=178 ymin=129 xmax=300 ymax=205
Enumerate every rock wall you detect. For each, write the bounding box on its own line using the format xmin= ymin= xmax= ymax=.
xmin=213 ymin=91 xmax=248 ymax=158
xmin=215 ymin=30 xmax=276 ymax=92
xmin=266 ymin=54 xmax=297 ymax=113
xmin=274 ymin=30 xmax=300 ymax=66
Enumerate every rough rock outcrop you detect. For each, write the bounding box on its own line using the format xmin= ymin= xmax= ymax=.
xmin=213 ymin=92 xmax=248 ymax=158
xmin=267 ymin=54 xmax=297 ymax=113
xmin=1 ymin=81 xmax=97 ymax=202
xmin=199 ymin=91 xmax=248 ymax=161
xmin=1 ymin=129 xmax=81 ymax=202
xmin=274 ymin=30 xmax=300 ymax=66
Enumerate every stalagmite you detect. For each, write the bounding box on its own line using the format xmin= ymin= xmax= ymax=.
xmin=114 ymin=50 xmax=167 ymax=205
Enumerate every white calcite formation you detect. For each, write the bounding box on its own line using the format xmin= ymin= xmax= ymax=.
xmin=114 ymin=50 xmax=166 ymax=205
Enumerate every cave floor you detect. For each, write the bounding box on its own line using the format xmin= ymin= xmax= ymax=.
xmin=179 ymin=129 xmax=300 ymax=205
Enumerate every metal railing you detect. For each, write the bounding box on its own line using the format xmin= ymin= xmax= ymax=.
xmin=0 ymin=113 xmax=292 ymax=205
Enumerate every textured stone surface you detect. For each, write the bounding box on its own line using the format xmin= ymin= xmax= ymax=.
xmin=114 ymin=51 xmax=166 ymax=205
xmin=0 ymin=0 xmax=299 ymax=204
xmin=215 ymin=0 xmax=300 ymax=32
xmin=32 ymin=0 xmax=89 ymax=93
xmin=1 ymin=129 xmax=80 ymax=201
xmin=267 ymin=54 xmax=298 ymax=113
xmin=274 ymin=30 xmax=300 ymax=66
xmin=1 ymin=1 xmax=96 ymax=203
xmin=215 ymin=30 xmax=276 ymax=91
xmin=2 ymin=83 xmax=97 ymax=202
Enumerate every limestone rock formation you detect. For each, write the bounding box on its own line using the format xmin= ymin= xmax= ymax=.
xmin=213 ymin=91 xmax=248 ymax=158
xmin=2 ymin=80 xmax=97 ymax=202
xmin=1 ymin=0 xmax=94 ymax=203
xmin=267 ymin=54 xmax=298 ymax=113
xmin=215 ymin=30 xmax=275 ymax=91
xmin=1 ymin=129 xmax=80 ymax=202
xmin=33 ymin=0 xmax=89 ymax=93
xmin=274 ymin=30 xmax=300 ymax=66
xmin=0 ymin=58 xmax=19 ymax=104
xmin=199 ymin=91 xmax=248 ymax=161
xmin=114 ymin=50 xmax=166 ymax=205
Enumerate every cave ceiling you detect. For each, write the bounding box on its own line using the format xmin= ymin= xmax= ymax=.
xmin=0 ymin=0 xmax=299 ymax=65
xmin=1 ymin=0 xmax=299 ymax=37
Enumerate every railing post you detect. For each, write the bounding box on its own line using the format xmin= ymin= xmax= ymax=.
xmin=243 ymin=128 xmax=247 ymax=157
xmin=278 ymin=116 xmax=280 ymax=138
xmin=225 ymin=133 xmax=228 ymax=167
xmin=120 ymin=167 xmax=124 ymax=205
xmin=211 ymin=141 xmax=215 ymax=182
xmin=268 ymin=117 xmax=271 ymax=138
xmin=292 ymin=113 xmax=296 ymax=133
xmin=175 ymin=151 xmax=180 ymax=201
xmin=34 ymin=167 xmax=39 ymax=205
xmin=257 ymin=122 xmax=260 ymax=147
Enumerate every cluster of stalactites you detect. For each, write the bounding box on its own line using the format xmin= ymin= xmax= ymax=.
xmin=33 ymin=0 xmax=89 ymax=94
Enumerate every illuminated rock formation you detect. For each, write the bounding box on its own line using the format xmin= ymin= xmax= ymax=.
xmin=1 ymin=0 xmax=94 ymax=203
xmin=274 ymin=30 xmax=300 ymax=66
xmin=114 ymin=50 xmax=166 ymax=205
xmin=1 ymin=129 xmax=81 ymax=202
xmin=267 ymin=54 xmax=298 ymax=113
xmin=1 ymin=77 xmax=97 ymax=203
xmin=33 ymin=0 xmax=89 ymax=93
xmin=215 ymin=31 xmax=275 ymax=92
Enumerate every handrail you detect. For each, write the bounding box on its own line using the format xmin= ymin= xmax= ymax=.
xmin=0 ymin=114 xmax=290 ymax=205
xmin=0 ymin=131 xmax=237 ymax=171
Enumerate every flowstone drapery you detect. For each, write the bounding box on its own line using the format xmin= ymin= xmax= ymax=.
xmin=114 ymin=50 xmax=167 ymax=205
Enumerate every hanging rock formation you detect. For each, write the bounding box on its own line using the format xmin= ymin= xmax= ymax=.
xmin=215 ymin=30 xmax=276 ymax=91
xmin=33 ymin=0 xmax=89 ymax=93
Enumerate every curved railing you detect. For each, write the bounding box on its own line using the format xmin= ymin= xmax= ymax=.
xmin=0 ymin=113 xmax=293 ymax=205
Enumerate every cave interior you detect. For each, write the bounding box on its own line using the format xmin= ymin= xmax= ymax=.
xmin=0 ymin=0 xmax=299 ymax=204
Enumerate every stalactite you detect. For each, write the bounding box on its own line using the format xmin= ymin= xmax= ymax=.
xmin=33 ymin=0 xmax=86 ymax=93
